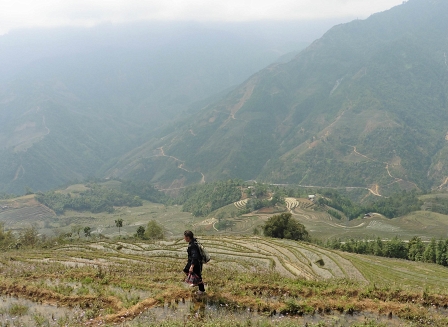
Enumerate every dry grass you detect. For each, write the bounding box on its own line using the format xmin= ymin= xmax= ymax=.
xmin=0 ymin=236 xmax=447 ymax=326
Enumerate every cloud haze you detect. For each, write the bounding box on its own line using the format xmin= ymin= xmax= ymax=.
xmin=0 ymin=0 xmax=404 ymax=34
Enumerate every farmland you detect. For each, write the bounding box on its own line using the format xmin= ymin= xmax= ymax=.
xmin=2 ymin=188 xmax=448 ymax=325
xmin=1 ymin=236 xmax=448 ymax=326
xmin=3 ymin=191 xmax=448 ymax=243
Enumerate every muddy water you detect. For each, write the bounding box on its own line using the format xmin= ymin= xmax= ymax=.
xmin=131 ymin=297 xmax=413 ymax=326
xmin=0 ymin=294 xmax=446 ymax=326
xmin=0 ymin=295 xmax=78 ymax=326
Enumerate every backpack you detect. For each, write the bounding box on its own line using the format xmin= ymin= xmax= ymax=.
xmin=195 ymin=239 xmax=211 ymax=264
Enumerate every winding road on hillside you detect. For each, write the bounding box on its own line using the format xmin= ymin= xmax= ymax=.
xmin=348 ymin=145 xmax=419 ymax=195
xmin=156 ymin=147 xmax=205 ymax=190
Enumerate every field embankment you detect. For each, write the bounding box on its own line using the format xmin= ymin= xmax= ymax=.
xmin=1 ymin=236 xmax=448 ymax=326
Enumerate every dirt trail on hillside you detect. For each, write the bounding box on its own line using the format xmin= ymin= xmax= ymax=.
xmin=347 ymin=145 xmax=420 ymax=196
xmin=156 ymin=147 xmax=205 ymax=189
xmin=13 ymin=164 xmax=24 ymax=181
xmin=437 ymin=177 xmax=448 ymax=189
xmin=229 ymin=80 xmax=256 ymax=120
xmin=368 ymin=184 xmax=381 ymax=197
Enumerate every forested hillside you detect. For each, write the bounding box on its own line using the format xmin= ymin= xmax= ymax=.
xmin=0 ymin=22 xmax=314 ymax=194
xmin=108 ymin=0 xmax=448 ymax=197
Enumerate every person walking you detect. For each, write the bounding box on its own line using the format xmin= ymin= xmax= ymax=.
xmin=183 ymin=230 xmax=206 ymax=295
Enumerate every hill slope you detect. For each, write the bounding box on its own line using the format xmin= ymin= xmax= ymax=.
xmin=109 ymin=0 xmax=448 ymax=195
xmin=0 ymin=22 xmax=317 ymax=194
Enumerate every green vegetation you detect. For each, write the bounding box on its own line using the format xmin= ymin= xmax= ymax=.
xmin=263 ymin=213 xmax=309 ymax=241
xmin=319 ymin=189 xmax=423 ymax=219
xmin=178 ymin=180 xmax=242 ymax=216
xmin=143 ymin=220 xmax=164 ymax=240
xmin=0 ymin=236 xmax=447 ymax=326
xmin=35 ymin=184 xmax=143 ymax=214
xmin=327 ymin=236 xmax=448 ymax=267
xmin=422 ymin=196 xmax=448 ymax=215
xmin=120 ymin=180 xmax=168 ymax=204
xmin=103 ymin=0 xmax=448 ymax=198
xmin=115 ymin=218 xmax=124 ymax=235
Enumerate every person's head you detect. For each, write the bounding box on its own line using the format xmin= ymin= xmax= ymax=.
xmin=184 ymin=230 xmax=194 ymax=242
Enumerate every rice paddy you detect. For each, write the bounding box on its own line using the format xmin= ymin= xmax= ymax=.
xmin=0 ymin=235 xmax=447 ymax=326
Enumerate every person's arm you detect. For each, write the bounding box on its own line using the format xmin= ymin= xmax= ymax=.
xmin=189 ymin=245 xmax=200 ymax=272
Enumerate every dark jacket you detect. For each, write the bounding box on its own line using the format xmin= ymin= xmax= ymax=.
xmin=184 ymin=238 xmax=203 ymax=275
xmin=187 ymin=238 xmax=203 ymax=266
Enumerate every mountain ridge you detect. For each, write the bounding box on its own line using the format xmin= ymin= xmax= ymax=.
xmin=107 ymin=0 xmax=448 ymax=196
xmin=0 ymin=21 xmax=322 ymax=193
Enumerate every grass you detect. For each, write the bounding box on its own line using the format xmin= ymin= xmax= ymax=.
xmin=4 ymin=191 xmax=448 ymax=243
xmin=2 ymin=192 xmax=448 ymax=325
xmin=8 ymin=303 xmax=29 ymax=316
xmin=0 ymin=236 xmax=447 ymax=326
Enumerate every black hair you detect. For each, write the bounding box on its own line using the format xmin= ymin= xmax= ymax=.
xmin=184 ymin=230 xmax=194 ymax=239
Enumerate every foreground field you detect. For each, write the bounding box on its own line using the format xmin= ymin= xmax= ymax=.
xmin=1 ymin=236 xmax=448 ymax=326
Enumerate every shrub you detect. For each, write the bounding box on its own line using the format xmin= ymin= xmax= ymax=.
xmin=263 ymin=213 xmax=309 ymax=241
xmin=144 ymin=220 xmax=164 ymax=240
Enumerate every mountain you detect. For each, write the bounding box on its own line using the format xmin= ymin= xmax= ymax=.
xmin=107 ymin=0 xmax=448 ymax=196
xmin=0 ymin=21 xmax=339 ymax=194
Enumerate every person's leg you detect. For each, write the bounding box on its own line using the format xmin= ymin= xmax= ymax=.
xmin=183 ymin=263 xmax=190 ymax=275
xmin=195 ymin=263 xmax=205 ymax=292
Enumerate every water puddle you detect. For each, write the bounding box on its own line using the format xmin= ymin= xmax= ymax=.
xmin=0 ymin=295 xmax=79 ymax=326
xmin=0 ymin=293 xmax=446 ymax=326
xmin=130 ymin=297 xmax=410 ymax=326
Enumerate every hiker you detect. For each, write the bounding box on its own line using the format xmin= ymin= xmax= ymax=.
xmin=183 ymin=230 xmax=206 ymax=294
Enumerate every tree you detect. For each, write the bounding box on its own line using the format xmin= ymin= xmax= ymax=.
xmin=71 ymin=225 xmax=82 ymax=239
xmin=0 ymin=222 xmax=14 ymax=249
xmin=408 ymin=236 xmax=425 ymax=261
xmin=115 ymin=219 xmax=123 ymax=236
xmin=135 ymin=226 xmax=145 ymax=239
xmin=423 ymin=238 xmax=437 ymax=263
xmin=84 ymin=226 xmax=91 ymax=238
xmin=383 ymin=236 xmax=407 ymax=259
xmin=144 ymin=220 xmax=164 ymax=240
xmin=19 ymin=226 xmax=39 ymax=247
xmin=270 ymin=192 xmax=285 ymax=206
xmin=436 ymin=239 xmax=447 ymax=266
xmin=25 ymin=186 xmax=34 ymax=195
xmin=263 ymin=213 xmax=309 ymax=241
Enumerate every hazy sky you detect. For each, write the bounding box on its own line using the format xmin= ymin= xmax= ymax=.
xmin=1 ymin=0 xmax=404 ymax=35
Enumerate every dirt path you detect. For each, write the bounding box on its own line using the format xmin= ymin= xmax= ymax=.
xmin=13 ymin=163 xmax=24 ymax=181
xmin=437 ymin=177 xmax=448 ymax=190
xmin=353 ymin=146 xmax=375 ymax=161
xmin=348 ymin=145 xmax=420 ymax=196
xmin=368 ymin=184 xmax=381 ymax=197
xmin=156 ymin=147 xmax=206 ymax=188
xmin=229 ymin=81 xmax=256 ymax=120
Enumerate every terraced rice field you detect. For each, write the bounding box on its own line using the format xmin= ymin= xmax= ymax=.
xmin=1 ymin=236 xmax=448 ymax=326
xmin=285 ymin=198 xmax=299 ymax=211
xmin=0 ymin=203 xmax=55 ymax=230
xmin=200 ymin=236 xmax=366 ymax=281
xmin=233 ymin=199 xmax=248 ymax=210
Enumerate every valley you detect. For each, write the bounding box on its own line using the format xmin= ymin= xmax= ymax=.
xmin=1 ymin=179 xmax=448 ymax=326
xmin=1 ymin=1 xmax=448 ymax=326
xmin=1 ymin=233 xmax=448 ymax=326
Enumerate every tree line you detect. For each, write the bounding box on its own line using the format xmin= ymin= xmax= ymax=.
xmin=177 ymin=180 xmax=243 ymax=216
xmin=318 ymin=189 xmax=422 ymax=219
xmin=0 ymin=219 xmax=165 ymax=250
xmin=326 ymin=236 xmax=448 ymax=267
xmin=36 ymin=184 xmax=143 ymax=214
